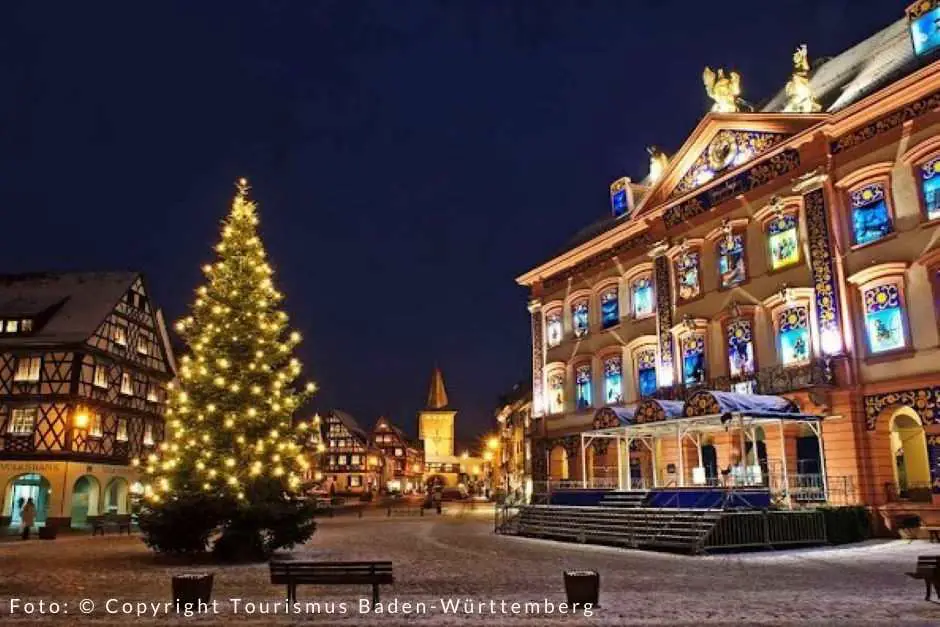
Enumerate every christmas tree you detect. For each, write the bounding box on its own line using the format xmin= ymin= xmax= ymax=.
xmin=139 ymin=179 xmax=318 ymax=560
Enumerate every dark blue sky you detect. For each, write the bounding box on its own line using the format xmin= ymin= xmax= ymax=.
xmin=0 ymin=1 xmax=903 ymax=439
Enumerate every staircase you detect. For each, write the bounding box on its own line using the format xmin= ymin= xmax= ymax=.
xmin=598 ymin=491 xmax=649 ymax=508
xmin=513 ymin=505 xmax=722 ymax=553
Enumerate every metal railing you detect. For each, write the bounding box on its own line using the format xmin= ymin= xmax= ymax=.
xmin=652 ymin=358 xmax=834 ymax=401
xmin=703 ymin=510 xmax=826 ymax=550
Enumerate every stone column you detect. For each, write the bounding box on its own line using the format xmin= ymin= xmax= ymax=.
xmin=528 ymin=299 xmax=545 ymax=418
xmin=649 ymin=240 xmax=675 ymax=387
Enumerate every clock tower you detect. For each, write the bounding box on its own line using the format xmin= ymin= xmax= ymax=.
xmin=418 ymin=367 xmax=456 ymax=460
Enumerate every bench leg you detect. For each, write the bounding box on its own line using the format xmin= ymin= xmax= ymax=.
xmin=372 ymin=584 xmax=379 ymax=607
xmin=925 ymin=579 xmax=932 ymax=601
xmin=287 ymin=584 xmax=296 ymax=604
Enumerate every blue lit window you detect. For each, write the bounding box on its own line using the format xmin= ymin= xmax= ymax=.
xmin=600 ymin=287 xmax=619 ymax=329
xmin=921 ymin=157 xmax=940 ymax=220
xmin=610 ymin=178 xmax=630 ymax=218
xmin=545 ymin=310 xmax=563 ymax=348
xmin=572 ymin=301 xmax=589 ymax=338
xmin=718 ymin=233 xmax=746 ymax=288
xmin=863 ymin=283 xmax=906 ymax=354
xmin=778 ymin=305 xmax=810 ymax=366
xmin=675 ymin=250 xmax=701 ymax=301
xmin=631 ymin=276 xmax=654 ymax=318
xmin=575 ymin=364 xmax=593 ymax=409
xmin=727 ymin=318 xmax=755 ymax=379
xmin=910 ymin=6 xmax=940 ymax=56
xmin=681 ymin=334 xmax=706 ymax=386
xmin=850 ymin=183 xmax=892 ymax=246
xmin=603 ymin=356 xmax=623 ymax=405
xmin=636 ymin=348 xmax=658 ymax=397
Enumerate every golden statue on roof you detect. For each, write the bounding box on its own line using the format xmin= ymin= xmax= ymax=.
xmin=703 ymin=67 xmax=741 ymax=113
xmin=784 ymin=44 xmax=821 ymax=113
xmin=647 ymin=146 xmax=669 ymax=183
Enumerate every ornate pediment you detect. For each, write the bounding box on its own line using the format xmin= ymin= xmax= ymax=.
xmin=669 ymin=129 xmax=790 ymax=199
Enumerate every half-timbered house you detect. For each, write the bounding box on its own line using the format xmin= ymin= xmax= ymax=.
xmin=372 ymin=417 xmax=423 ymax=493
xmin=323 ymin=410 xmax=386 ymax=496
xmin=0 ymin=272 xmax=175 ymax=529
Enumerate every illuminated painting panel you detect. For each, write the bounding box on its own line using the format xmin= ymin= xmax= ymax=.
xmin=631 ymin=276 xmax=654 ymax=318
xmin=850 ymin=184 xmax=892 ymax=246
xmin=575 ymin=364 xmax=592 ymax=409
xmin=778 ymin=305 xmax=810 ymax=366
xmin=921 ymin=156 xmax=940 ymax=220
xmin=572 ymin=301 xmax=589 ymax=338
xmin=863 ymin=283 xmax=906 ymax=354
xmin=911 ymin=7 xmax=940 ymax=56
xmin=768 ymin=214 xmax=799 ymax=270
xmin=548 ymin=372 xmax=565 ymax=414
xmin=601 ymin=287 xmax=619 ymax=329
xmin=675 ymin=251 xmax=701 ymax=301
xmin=718 ymin=233 xmax=746 ymax=288
xmin=636 ymin=348 xmax=657 ymax=397
xmin=545 ymin=311 xmax=563 ymax=348
xmin=603 ymin=356 xmax=623 ymax=405
xmin=727 ymin=318 xmax=755 ymax=379
xmin=681 ymin=334 xmax=706 ymax=386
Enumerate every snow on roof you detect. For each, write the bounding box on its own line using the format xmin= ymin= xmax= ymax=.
xmin=0 ymin=271 xmax=138 ymax=346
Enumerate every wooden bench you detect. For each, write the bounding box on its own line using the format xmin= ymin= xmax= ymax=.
xmin=269 ymin=560 xmax=393 ymax=604
xmin=925 ymin=527 xmax=940 ymax=543
xmin=906 ymin=555 xmax=940 ymax=600
xmin=89 ymin=514 xmax=132 ymax=536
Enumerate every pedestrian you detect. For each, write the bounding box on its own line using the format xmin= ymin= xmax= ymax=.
xmin=20 ymin=497 xmax=36 ymax=540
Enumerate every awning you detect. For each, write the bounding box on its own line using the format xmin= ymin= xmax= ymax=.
xmin=684 ymin=390 xmax=798 ymax=418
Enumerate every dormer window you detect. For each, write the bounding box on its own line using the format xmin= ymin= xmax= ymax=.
xmin=0 ymin=319 xmax=32 ymax=334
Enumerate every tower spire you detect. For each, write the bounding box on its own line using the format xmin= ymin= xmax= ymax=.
xmin=426 ymin=366 xmax=449 ymax=409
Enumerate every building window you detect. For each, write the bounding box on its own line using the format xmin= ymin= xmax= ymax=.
xmin=120 ymin=372 xmax=134 ymax=396
xmin=910 ymin=5 xmax=940 ymax=56
xmin=89 ymin=412 xmax=103 ymax=438
xmin=726 ymin=318 xmax=755 ymax=381
xmin=5 ymin=320 xmax=19 ymax=333
xmin=137 ymin=337 xmax=149 ymax=355
xmin=718 ymin=232 xmax=746 ymax=288
xmin=545 ymin=310 xmax=563 ymax=348
xmin=143 ymin=422 xmax=154 ymax=446
xmin=146 ymin=384 xmax=159 ymax=403
xmin=630 ymin=276 xmax=654 ymax=318
xmin=850 ymin=183 xmax=892 ymax=246
xmin=112 ymin=325 xmax=128 ymax=347
xmin=681 ymin=334 xmax=706 ymax=386
xmin=767 ymin=214 xmax=800 ymax=270
xmin=575 ymin=364 xmax=592 ymax=410
xmin=675 ymin=250 xmax=702 ymax=301
xmin=395 ymin=448 xmax=403 ymax=457
xmin=603 ymin=356 xmax=623 ymax=405
xmin=636 ymin=348 xmax=658 ymax=398
xmin=778 ymin=305 xmax=811 ymax=367
xmin=863 ymin=283 xmax=907 ymax=354
xmin=349 ymin=475 xmax=362 ymax=488
xmin=94 ymin=364 xmax=109 ymax=388
xmin=548 ymin=372 xmax=565 ymax=414
xmin=571 ymin=301 xmax=589 ymax=338
xmin=600 ymin=287 xmax=619 ymax=329
xmin=610 ymin=177 xmax=630 ymax=218
xmin=116 ymin=419 xmax=128 ymax=442
xmin=8 ymin=407 xmax=37 ymax=435
xmin=351 ymin=454 xmax=362 ymax=466
xmin=14 ymin=356 xmax=41 ymax=383
xmin=919 ymin=156 xmax=940 ymax=220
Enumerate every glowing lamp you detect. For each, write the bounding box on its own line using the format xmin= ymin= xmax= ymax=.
xmin=483 ymin=451 xmax=493 ymax=462
xmin=74 ymin=410 xmax=89 ymax=428
xmin=486 ymin=437 xmax=499 ymax=451
xmin=820 ymin=327 xmax=843 ymax=356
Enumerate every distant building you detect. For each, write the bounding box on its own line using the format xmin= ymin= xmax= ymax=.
xmin=417 ymin=367 xmax=483 ymax=489
xmin=0 ymin=272 xmax=175 ymax=529
xmin=372 ymin=417 xmax=423 ymax=493
xmin=495 ymin=381 xmax=533 ymax=501
xmin=322 ymin=410 xmax=386 ymax=495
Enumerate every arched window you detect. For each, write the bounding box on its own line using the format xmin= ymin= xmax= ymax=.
xmin=680 ymin=333 xmax=707 ymax=386
xmin=862 ymin=283 xmax=907 ymax=354
xmin=767 ymin=213 xmax=800 ymax=270
xmin=777 ymin=305 xmax=811 ymax=367
xmin=571 ymin=300 xmax=590 ymax=338
xmin=547 ymin=372 xmax=565 ymax=414
xmin=633 ymin=348 xmax=658 ymax=398
xmin=545 ymin=310 xmax=563 ymax=348
xmin=726 ymin=318 xmax=755 ymax=379
xmin=918 ymin=155 xmax=940 ymax=221
xmin=630 ymin=275 xmax=654 ymax=318
xmin=718 ymin=231 xmax=746 ymax=289
xmin=603 ymin=356 xmax=623 ymax=405
xmin=849 ymin=182 xmax=893 ymax=246
xmin=575 ymin=364 xmax=593 ymax=409
xmin=675 ymin=249 xmax=702 ymax=301
xmin=600 ymin=286 xmax=620 ymax=329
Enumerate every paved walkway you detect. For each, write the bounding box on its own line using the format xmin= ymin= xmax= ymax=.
xmin=0 ymin=513 xmax=938 ymax=625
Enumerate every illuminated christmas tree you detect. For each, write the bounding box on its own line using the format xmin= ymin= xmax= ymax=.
xmin=139 ymin=179 xmax=317 ymax=560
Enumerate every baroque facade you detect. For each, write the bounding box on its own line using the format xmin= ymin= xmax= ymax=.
xmin=0 ymin=272 xmax=175 ymax=528
xmin=516 ymin=10 xmax=940 ymax=518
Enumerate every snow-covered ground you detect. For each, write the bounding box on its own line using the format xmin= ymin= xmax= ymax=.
xmin=1 ymin=510 xmax=938 ymax=626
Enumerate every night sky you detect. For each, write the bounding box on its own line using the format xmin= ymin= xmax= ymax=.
xmin=0 ymin=1 xmax=903 ymax=440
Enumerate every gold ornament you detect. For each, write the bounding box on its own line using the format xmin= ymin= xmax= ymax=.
xmin=703 ymin=67 xmax=741 ymax=113
xmin=783 ymin=45 xmax=821 ymax=113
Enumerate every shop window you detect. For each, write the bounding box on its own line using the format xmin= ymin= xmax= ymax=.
xmin=603 ymin=356 xmax=623 ymax=405
xmin=575 ymin=364 xmax=592 ymax=409
xmin=600 ymin=287 xmax=619 ymax=329
xmin=863 ymin=283 xmax=907 ymax=354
